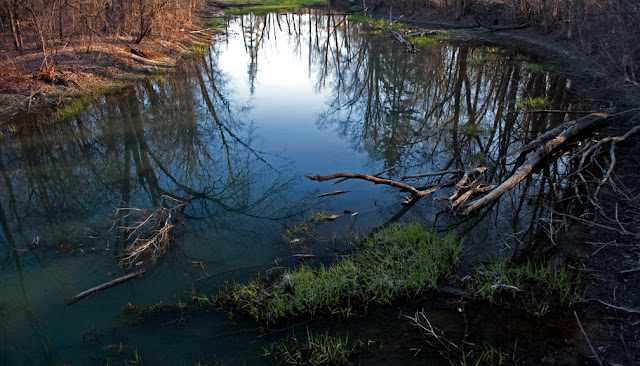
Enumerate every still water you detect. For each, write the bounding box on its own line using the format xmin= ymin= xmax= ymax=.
xmin=1 ymin=9 xmax=584 ymax=365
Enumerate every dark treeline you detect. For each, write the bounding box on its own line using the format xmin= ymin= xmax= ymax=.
xmin=369 ymin=0 xmax=639 ymax=83
xmin=0 ymin=0 xmax=204 ymax=70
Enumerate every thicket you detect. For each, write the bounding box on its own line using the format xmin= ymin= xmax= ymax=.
xmin=369 ymin=0 xmax=639 ymax=82
xmin=0 ymin=0 xmax=205 ymax=71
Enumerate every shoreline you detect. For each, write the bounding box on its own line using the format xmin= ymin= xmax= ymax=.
xmin=0 ymin=24 xmax=222 ymax=124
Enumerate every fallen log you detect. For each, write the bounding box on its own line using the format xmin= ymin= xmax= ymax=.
xmin=462 ymin=112 xmax=608 ymax=214
xmin=66 ymin=269 xmax=145 ymax=305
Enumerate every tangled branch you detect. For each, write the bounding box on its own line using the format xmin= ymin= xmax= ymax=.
xmin=114 ymin=197 xmax=186 ymax=268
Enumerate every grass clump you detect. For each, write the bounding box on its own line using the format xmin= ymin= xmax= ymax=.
xmin=263 ymin=328 xmax=367 ymax=365
xmin=465 ymin=258 xmax=581 ymax=316
xmin=218 ymin=222 xmax=462 ymax=323
xmin=282 ymin=210 xmax=345 ymax=248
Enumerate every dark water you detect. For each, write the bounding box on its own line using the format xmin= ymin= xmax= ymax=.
xmin=0 ymin=9 xmax=585 ymax=365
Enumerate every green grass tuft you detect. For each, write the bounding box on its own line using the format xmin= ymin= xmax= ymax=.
xmin=465 ymin=258 xmax=581 ymax=316
xmin=263 ymin=328 xmax=367 ymax=365
xmin=218 ymin=222 xmax=462 ymax=323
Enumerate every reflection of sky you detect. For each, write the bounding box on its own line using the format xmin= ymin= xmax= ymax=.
xmin=216 ymin=15 xmax=369 ymax=174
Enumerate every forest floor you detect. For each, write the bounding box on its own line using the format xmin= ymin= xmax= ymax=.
xmin=0 ymin=8 xmax=224 ymax=124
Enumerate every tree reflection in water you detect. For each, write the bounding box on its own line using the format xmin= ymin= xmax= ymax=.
xmin=0 ymin=9 xmax=592 ymax=364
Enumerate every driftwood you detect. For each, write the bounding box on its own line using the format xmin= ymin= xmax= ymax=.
xmin=66 ymin=269 xmax=145 ymax=305
xmin=306 ymin=112 xmax=610 ymax=214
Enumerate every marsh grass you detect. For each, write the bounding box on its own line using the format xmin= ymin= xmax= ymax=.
xmin=218 ymin=222 xmax=462 ymax=323
xmin=263 ymin=328 xmax=366 ymax=365
xmin=524 ymin=63 xmax=554 ymax=74
xmin=460 ymin=341 xmax=516 ymax=365
xmin=465 ymin=258 xmax=581 ymax=316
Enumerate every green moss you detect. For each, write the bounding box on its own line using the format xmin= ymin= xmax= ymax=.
xmin=524 ymin=63 xmax=554 ymax=74
xmin=217 ymin=222 xmax=462 ymax=323
xmin=515 ymin=53 xmax=531 ymax=62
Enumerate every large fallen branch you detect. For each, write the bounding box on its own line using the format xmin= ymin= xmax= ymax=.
xmin=462 ymin=112 xmax=608 ymax=214
xmin=306 ymin=112 xmax=610 ymax=215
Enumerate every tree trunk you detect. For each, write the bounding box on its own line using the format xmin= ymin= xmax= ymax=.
xmin=7 ymin=1 xmax=23 ymax=53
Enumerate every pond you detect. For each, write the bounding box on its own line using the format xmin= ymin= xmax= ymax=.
xmin=0 ymin=9 xmax=587 ymax=365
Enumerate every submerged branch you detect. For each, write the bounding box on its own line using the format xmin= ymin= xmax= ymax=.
xmin=66 ymin=269 xmax=145 ymax=305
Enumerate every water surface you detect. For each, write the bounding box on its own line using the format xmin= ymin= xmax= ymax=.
xmin=0 ymin=9 xmax=585 ymax=364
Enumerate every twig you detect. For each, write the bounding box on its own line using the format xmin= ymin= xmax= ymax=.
xmin=621 ymin=334 xmax=636 ymax=366
xmin=574 ymin=311 xmax=603 ymax=366
xmin=314 ymin=190 xmax=350 ymax=198
xmin=333 ymin=165 xmax=395 ymax=185
xmin=401 ymin=170 xmax=462 ymax=180
xmin=586 ymin=298 xmax=640 ymax=314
